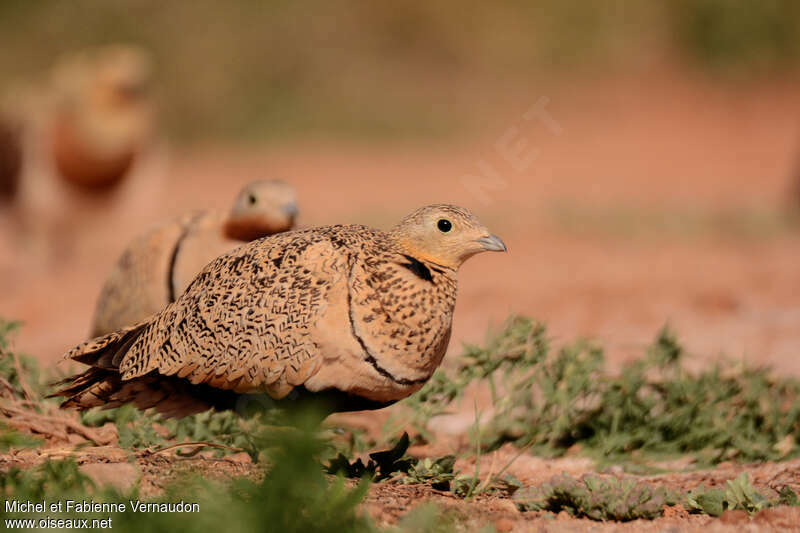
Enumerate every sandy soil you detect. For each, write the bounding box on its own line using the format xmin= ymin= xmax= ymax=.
xmin=2 ymin=72 xmax=800 ymax=530
xmin=3 ymin=442 xmax=800 ymax=532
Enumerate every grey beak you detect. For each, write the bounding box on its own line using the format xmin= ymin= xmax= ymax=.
xmin=282 ymin=203 xmax=299 ymax=218
xmin=477 ymin=234 xmax=507 ymax=252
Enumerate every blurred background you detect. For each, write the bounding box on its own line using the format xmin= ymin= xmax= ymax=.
xmin=1 ymin=1 xmax=799 ymax=375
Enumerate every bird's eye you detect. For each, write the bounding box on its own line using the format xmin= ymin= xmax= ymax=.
xmin=248 ymin=194 xmax=257 ymax=205
xmin=437 ymin=219 xmax=452 ymax=233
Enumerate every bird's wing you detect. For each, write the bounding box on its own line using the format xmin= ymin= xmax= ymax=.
xmin=117 ymin=227 xmax=349 ymax=398
xmin=170 ymin=210 xmax=236 ymax=296
xmin=91 ymin=218 xmax=186 ymax=336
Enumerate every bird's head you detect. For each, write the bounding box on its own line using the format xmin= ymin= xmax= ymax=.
xmin=224 ymin=180 xmax=299 ymax=241
xmin=390 ymin=204 xmax=507 ymax=270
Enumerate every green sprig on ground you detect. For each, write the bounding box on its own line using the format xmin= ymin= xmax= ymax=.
xmin=514 ymin=473 xmax=678 ymax=520
xmin=406 ymin=316 xmax=800 ymax=464
xmin=514 ymin=472 xmax=799 ymax=521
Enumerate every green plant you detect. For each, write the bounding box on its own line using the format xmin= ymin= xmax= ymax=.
xmin=686 ymin=473 xmax=773 ymax=516
xmin=515 ymin=472 xmax=800 ymax=521
xmin=80 ymin=404 xmax=261 ymax=458
xmin=400 ymin=318 xmax=549 ymax=442
xmin=402 ymin=317 xmax=800 ymax=465
xmin=325 ymin=432 xmax=488 ymax=498
xmin=0 ymin=320 xmax=45 ymax=400
xmin=514 ymin=473 xmax=678 ymax=520
xmin=0 ymin=459 xmax=96 ymax=502
xmin=400 ymin=456 xmax=458 ymax=490
xmin=0 ymin=422 xmax=41 ymax=451
xmin=327 ymin=432 xmax=415 ymax=481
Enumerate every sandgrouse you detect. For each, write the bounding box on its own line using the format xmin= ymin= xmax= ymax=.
xmin=3 ymin=45 xmax=159 ymax=267
xmin=54 ymin=204 xmax=506 ymax=418
xmin=91 ymin=180 xmax=298 ymax=337
xmin=49 ymin=44 xmax=154 ymax=190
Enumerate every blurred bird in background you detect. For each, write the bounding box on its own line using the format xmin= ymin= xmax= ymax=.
xmin=49 ymin=44 xmax=154 ymax=190
xmin=5 ymin=44 xmax=162 ymax=269
xmin=91 ymin=180 xmax=299 ymax=337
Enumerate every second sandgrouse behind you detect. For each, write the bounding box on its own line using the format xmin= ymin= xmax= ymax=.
xmin=91 ymin=180 xmax=298 ymax=336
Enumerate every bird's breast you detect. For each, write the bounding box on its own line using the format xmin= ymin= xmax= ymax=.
xmin=304 ymin=256 xmax=456 ymax=403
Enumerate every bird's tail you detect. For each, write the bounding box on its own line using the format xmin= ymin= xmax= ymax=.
xmin=64 ymin=322 xmax=147 ymax=368
xmin=50 ymin=323 xmax=230 ymax=418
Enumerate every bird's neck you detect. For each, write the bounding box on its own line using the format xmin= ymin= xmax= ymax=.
xmin=392 ymin=236 xmax=459 ymax=272
xmin=223 ymin=216 xmax=286 ymax=242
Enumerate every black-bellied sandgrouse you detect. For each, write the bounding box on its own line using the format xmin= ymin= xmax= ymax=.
xmin=5 ymin=45 xmax=160 ymax=268
xmin=54 ymin=204 xmax=506 ymax=418
xmin=91 ymin=180 xmax=297 ymax=338
xmin=49 ymin=44 xmax=154 ymax=190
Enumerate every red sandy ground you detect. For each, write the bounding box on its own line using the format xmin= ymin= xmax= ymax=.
xmin=3 ymin=443 xmax=800 ymax=531
xmin=1 ymin=72 xmax=800 ymax=530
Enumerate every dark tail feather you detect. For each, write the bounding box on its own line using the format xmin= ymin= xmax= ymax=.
xmin=65 ymin=322 xmax=148 ymax=369
xmin=51 ymin=322 xmax=238 ymax=418
xmin=51 ymin=366 xmax=242 ymax=419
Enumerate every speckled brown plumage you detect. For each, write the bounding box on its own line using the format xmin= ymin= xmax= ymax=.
xmin=90 ymin=211 xmax=198 ymax=337
xmin=55 ymin=204 xmax=506 ymax=417
xmin=90 ymin=180 xmax=298 ymax=337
